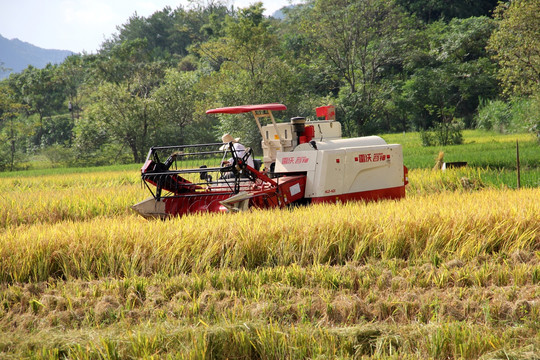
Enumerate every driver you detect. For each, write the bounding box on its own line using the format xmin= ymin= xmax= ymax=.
xmin=220 ymin=133 xmax=255 ymax=168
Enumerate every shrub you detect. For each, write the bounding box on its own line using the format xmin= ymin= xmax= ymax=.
xmin=421 ymin=119 xmax=463 ymax=146
xmin=476 ymin=99 xmax=512 ymax=133
xmin=476 ymin=96 xmax=540 ymax=138
xmin=70 ymin=143 xmax=132 ymax=167
xmin=524 ymin=94 xmax=540 ymax=142
xmin=41 ymin=145 xmax=75 ymax=166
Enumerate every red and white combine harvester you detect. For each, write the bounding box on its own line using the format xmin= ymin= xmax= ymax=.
xmin=132 ymin=104 xmax=408 ymax=219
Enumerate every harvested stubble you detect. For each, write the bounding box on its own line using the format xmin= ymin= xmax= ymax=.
xmin=1 ymin=259 xmax=539 ymax=358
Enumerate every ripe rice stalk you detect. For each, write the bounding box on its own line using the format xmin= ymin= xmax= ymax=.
xmin=1 ymin=188 xmax=538 ymax=283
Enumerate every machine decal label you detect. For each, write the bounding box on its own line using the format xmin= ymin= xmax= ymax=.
xmin=290 ymin=183 xmax=301 ymax=196
xmin=355 ymin=152 xmax=390 ymax=163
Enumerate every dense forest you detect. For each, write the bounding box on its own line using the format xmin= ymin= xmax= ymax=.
xmin=0 ymin=0 xmax=539 ymax=170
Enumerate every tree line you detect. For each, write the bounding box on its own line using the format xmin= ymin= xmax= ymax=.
xmin=0 ymin=0 xmax=539 ymax=170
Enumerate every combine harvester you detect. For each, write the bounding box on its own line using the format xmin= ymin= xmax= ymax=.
xmin=132 ymin=104 xmax=408 ymax=219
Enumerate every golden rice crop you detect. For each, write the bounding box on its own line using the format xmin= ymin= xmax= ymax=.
xmin=0 ymin=167 xmax=532 ymax=229
xmin=0 ymin=170 xmax=139 ymax=192
xmin=0 ymin=171 xmax=141 ymax=228
xmin=1 ymin=188 xmax=538 ymax=283
xmin=0 ymin=185 xmax=140 ymax=228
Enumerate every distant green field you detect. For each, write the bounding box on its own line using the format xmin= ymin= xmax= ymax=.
xmin=381 ymin=130 xmax=539 ymax=170
xmin=380 ymin=130 xmax=540 ymax=188
xmin=3 ymin=130 xmax=539 ymax=188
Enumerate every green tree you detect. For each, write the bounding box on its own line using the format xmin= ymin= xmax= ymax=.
xmin=197 ymin=2 xmax=277 ymax=76
xmin=401 ymin=17 xmax=498 ymax=130
xmin=103 ymin=2 xmax=232 ymax=60
xmin=90 ymin=39 xmax=152 ymax=85
xmin=0 ymin=83 xmax=28 ymax=170
xmin=198 ymin=3 xmax=303 ymax=147
xmin=152 ymin=69 xmax=204 ymax=145
xmin=105 ymin=7 xmax=178 ymax=59
xmin=71 ymin=115 xmax=113 ymax=165
xmin=7 ymin=64 xmax=66 ymax=147
xmin=87 ymin=82 xmax=155 ymax=163
xmin=487 ymin=0 xmax=540 ymax=97
xmin=297 ymin=0 xmax=411 ymax=135
xmin=396 ymin=0 xmax=499 ymax=23
xmin=57 ymin=54 xmax=89 ymax=120
xmin=86 ymin=62 xmax=165 ymax=162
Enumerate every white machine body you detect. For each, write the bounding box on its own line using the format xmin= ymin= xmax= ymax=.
xmin=262 ymin=117 xmax=406 ymax=202
xmin=275 ymin=138 xmax=405 ymax=201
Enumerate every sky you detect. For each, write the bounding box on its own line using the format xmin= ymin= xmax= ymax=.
xmin=0 ymin=0 xmax=302 ymax=54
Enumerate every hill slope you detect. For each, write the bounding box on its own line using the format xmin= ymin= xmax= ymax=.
xmin=0 ymin=34 xmax=73 ymax=79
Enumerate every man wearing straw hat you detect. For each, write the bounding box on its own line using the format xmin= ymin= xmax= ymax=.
xmin=221 ymin=133 xmax=255 ymax=169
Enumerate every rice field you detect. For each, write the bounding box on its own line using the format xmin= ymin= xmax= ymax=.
xmin=0 ymin=131 xmax=539 ymax=359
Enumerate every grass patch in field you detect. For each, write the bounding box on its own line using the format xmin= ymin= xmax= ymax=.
xmin=381 ymin=130 xmax=539 ymax=169
xmin=408 ymin=167 xmax=540 ymax=192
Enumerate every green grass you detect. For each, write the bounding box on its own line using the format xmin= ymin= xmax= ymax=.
xmin=408 ymin=167 xmax=540 ymax=190
xmin=379 ymin=130 xmax=540 ymax=188
xmin=381 ymin=130 xmax=539 ymax=169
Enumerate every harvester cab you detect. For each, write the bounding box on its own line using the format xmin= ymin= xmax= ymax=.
xmin=256 ymin=105 xmax=342 ymax=171
xmin=131 ymin=103 xmax=408 ymax=219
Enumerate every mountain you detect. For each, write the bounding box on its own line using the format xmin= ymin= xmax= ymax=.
xmin=0 ymin=34 xmax=73 ymax=79
xmin=271 ymin=5 xmax=296 ymax=20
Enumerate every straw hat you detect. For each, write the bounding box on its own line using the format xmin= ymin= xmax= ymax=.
xmin=220 ymin=134 xmax=241 ymax=150
xmin=222 ymin=133 xmax=240 ymax=144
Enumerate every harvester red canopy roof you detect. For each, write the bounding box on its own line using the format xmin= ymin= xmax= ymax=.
xmin=206 ymin=103 xmax=287 ymax=114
